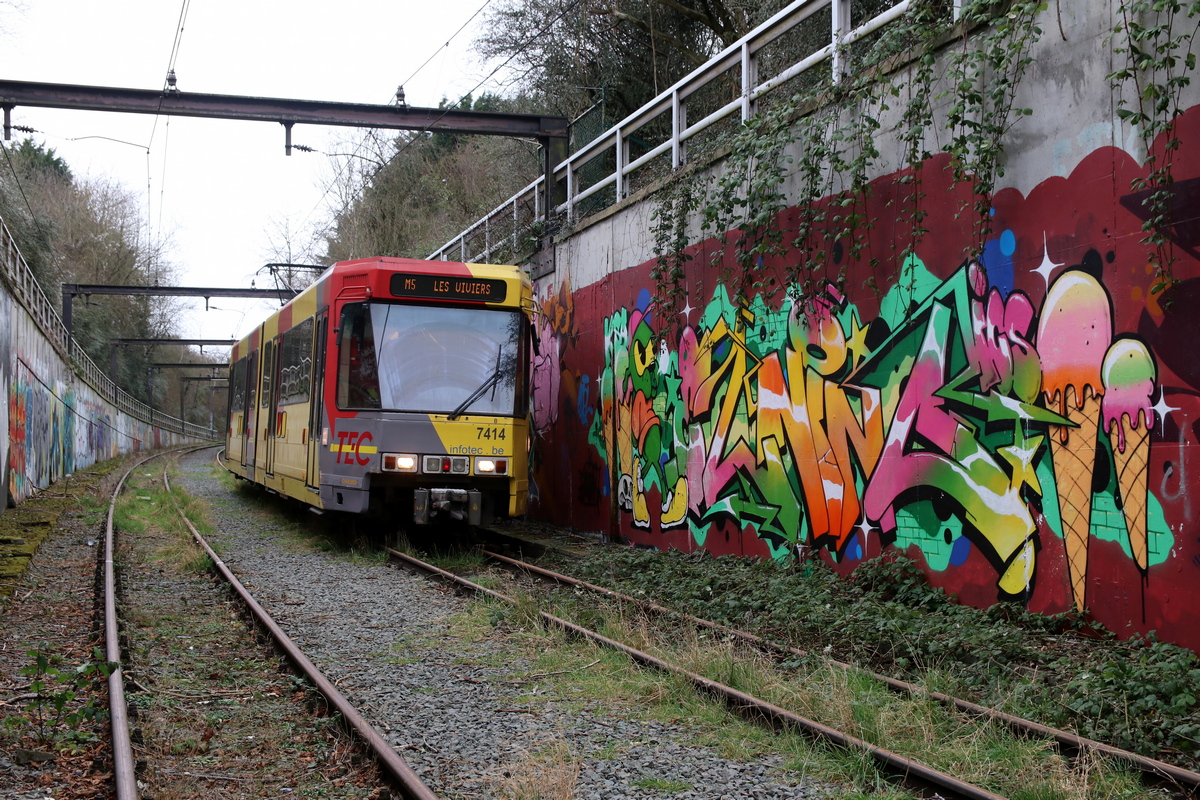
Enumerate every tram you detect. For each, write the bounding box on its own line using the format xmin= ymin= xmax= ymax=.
xmin=223 ymin=257 xmax=532 ymax=526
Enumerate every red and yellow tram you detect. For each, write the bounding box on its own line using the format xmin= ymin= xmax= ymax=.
xmin=223 ymin=257 xmax=533 ymax=525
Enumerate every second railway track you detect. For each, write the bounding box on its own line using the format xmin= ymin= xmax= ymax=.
xmin=173 ymin=449 xmax=836 ymax=798
xmin=387 ymin=526 xmax=1197 ymax=800
xmin=472 ymin=541 xmax=1200 ymax=796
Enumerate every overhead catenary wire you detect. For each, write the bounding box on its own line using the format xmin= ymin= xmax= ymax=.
xmin=398 ymin=0 xmax=496 ymax=92
xmin=296 ymin=0 xmax=498 ymax=234
xmin=148 ymin=0 xmax=194 ymax=243
xmin=306 ymin=0 xmax=588 ymax=235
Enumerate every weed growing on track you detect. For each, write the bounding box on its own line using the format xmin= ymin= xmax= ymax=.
xmin=116 ymin=471 xmax=213 ymax=573
xmin=2 ymin=645 xmax=116 ymax=751
xmin=493 ymin=738 xmax=580 ymax=800
xmin=561 ymin=547 xmax=1200 ymax=771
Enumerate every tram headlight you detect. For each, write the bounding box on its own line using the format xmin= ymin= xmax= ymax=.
xmin=382 ymin=453 xmax=418 ymax=472
xmin=475 ymin=457 xmax=509 ymax=475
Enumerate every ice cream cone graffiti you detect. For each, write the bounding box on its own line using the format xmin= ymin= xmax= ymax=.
xmin=1101 ymin=338 xmax=1157 ymax=573
xmin=1036 ymin=271 xmax=1112 ymax=613
xmin=1051 ymin=389 xmax=1103 ymax=611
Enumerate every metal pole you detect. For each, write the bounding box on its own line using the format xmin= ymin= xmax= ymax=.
xmin=62 ymin=288 xmax=73 ymax=338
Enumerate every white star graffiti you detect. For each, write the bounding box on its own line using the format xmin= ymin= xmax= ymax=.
xmin=1150 ymin=390 xmax=1180 ymax=434
xmin=1032 ymin=231 xmax=1064 ymax=289
xmin=680 ymin=297 xmax=695 ymax=324
xmin=855 ymin=516 xmax=873 ymax=549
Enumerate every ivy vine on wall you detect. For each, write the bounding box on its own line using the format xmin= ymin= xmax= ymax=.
xmin=1109 ymin=0 xmax=1200 ymax=295
xmin=648 ymin=0 xmax=1048 ymax=320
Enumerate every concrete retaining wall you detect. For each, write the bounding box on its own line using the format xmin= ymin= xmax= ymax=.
xmin=527 ymin=2 xmax=1200 ymax=651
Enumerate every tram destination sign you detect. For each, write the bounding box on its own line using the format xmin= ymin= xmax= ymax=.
xmin=389 ymin=272 xmax=508 ymax=303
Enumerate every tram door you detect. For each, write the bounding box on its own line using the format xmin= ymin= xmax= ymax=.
xmin=241 ymin=350 xmax=258 ymax=470
xmin=262 ymin=338 xmax=279 ymax=476
xmin=305 ymin=312 xmax=327 ymax=491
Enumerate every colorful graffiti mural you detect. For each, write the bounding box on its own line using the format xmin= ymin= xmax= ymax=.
xmin=531 ymin=105 xmax=1200 ymax=650
xmin=1 ymin=292 xmax=169 ymax=508
xmin=581 ymin=257 xmax=1177 ymax=610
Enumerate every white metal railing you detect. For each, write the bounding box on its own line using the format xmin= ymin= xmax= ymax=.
xmin=430 ymin=0 xmax=949 ymax=263
xmin=0 ymin=215 xmax=217 ymax=440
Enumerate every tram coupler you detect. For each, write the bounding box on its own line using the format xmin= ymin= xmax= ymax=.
xmin=413 ymin=488 xmax=483 ymax=526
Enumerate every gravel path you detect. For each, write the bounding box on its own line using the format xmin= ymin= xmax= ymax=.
xmin=177 ymin=451 xmax=832 ymax=799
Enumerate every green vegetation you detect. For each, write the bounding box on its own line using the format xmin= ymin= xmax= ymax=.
xmin=1 ymin=645 xmax=116 ymax=751
xmin=556 ymin=548 xmax=1200 ymax=770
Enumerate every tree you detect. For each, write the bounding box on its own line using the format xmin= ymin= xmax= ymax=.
xmin=322 ymin=94 xmax=543 ymax=262
xmin=0 ymin=137 xmax=180 ymax=404
xmin=474 ymin=0 xmax=774 ymax=122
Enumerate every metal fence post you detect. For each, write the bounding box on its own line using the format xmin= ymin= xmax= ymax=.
xmin=832 ymin=0 xmax=850 ymax=83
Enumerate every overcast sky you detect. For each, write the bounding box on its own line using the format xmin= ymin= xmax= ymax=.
xmin=2 ymin=0 xmax=498 ymax=344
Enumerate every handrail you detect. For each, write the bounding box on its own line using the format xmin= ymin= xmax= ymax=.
xmin=430 ymin=0 xmax=926 ymax=262
xmin=0 ymin=215 xmax=217 ymax=439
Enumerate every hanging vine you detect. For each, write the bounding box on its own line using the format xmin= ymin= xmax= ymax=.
xmin=648 ymin=0 xmax=1047 ymax=315
xmin=882 ymin=0 xmax=944 ymax=290
xmin=648 ymin=173 xmax=706 ymax=333
xmin=1108 ymin=0 xmax=1200 ymax=294
xmin=942 ymin=0 xmax=1045 ymax=249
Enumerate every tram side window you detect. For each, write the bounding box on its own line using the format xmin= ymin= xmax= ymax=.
xmin=229 ymin=358 xmax=248 ymax=413
xmin=336 ymin=303 xmax=381 ymax=409
xmin=279 ymin=318 xmax=314 ymax=406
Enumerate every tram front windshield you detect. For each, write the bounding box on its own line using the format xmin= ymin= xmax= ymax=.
xmin=337 ymin=302 xmax=520 ymax=415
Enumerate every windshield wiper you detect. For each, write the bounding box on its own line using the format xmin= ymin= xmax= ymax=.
xmin=448 ymin=346 xmax=504 ymax=420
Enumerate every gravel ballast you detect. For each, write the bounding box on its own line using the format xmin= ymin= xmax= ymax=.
xmin=178 ymin=450 xmax=831 ymax=799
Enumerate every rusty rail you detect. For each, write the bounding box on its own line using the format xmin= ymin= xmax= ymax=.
xmin=104 ymin=452 xmax=167 ymax=799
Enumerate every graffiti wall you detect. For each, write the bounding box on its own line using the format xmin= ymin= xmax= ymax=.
xmin=530 ymin=103 xmax=1200 ymax=652
xmin=1 ymin=255 xmax=188 ymax=509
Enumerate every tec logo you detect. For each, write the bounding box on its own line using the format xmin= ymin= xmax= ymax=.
xmin=331 ymin=430 xmax=377 ymax=465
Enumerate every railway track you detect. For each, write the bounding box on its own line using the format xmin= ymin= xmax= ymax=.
xmin=120 ymin=449 xmax=1195 ymax=798
xmin=382 ymin=533 xmax=1199 ymax=800
xmin=473 ymin=542 xmax=1200 ymax=797
xmin=386 ymin=545 xmax=1009 ymax=800
xmin=196 ymin=448 xmax=851 ymax=797
xmin=100 ymin=447 xmax=437 ymax=800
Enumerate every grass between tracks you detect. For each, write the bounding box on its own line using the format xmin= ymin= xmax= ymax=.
xmin=440 ymin=563 xmax=1165 ymax=800
xmin=557 ymin=548 xmax=1200 ymax=772
xmin=114 ymin=466 xmax=385 ymax=798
